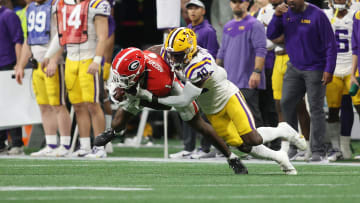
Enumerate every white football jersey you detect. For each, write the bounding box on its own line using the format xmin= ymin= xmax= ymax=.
xmin=64 ymin=0 xmax=110 ymax=61
xmin=257 ymin=3 xmax=275 ymax=49
xmin=182 ymin=47 xmax=239 ymax=114
xmin=324 ymin=8 xmax=355 ymax=76
xmin=352 ymin=0 xmax=360 ymax=11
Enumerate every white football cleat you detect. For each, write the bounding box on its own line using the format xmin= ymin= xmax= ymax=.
xmin=279 ymin=122 xmax=307 ymax=151
xmin=85 ymin=146 xmax=107 ymax=158
xmin=47 ymin=145 xmax=70 ymax=157
xmin=70 ymin=148 xmax=92 ymax=157
xmin=190 ymin=149 xmax=216 ymax=159
xmin=169 ymin=150 xmax=194 ymax=159
xmin=277 ymin=150 xmax=297 ymax=175
xmin=30 ymin=146 xmax=55 ymax=157
xmin=7 ymin=146 xmax=24 ymax=156
xmin=105 ymin=142 xmax=113 ymax=153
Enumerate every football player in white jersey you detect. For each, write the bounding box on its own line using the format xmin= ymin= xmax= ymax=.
xmin=43 ymin=0 xmax=110 ymax=158
xmin=324 ymin=0 xmax=360 ymax=160
xmin=95 ymin=47 xmax=249 ymax=174
xmin=138 ymin=28 xmax=307 ymax=175
xmin=14 ymin=0 xmax=72 ymax=157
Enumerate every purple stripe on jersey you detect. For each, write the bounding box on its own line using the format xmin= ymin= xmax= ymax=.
xmin=90 ymin=1 xmax=96 ymax=7
xmin=188 ymin=61 xmax=211 ymax=79
xmin=184 ymin=57 xmax=211 ymax=77
xmin=235 ymin=92 xmax=256 ymax=130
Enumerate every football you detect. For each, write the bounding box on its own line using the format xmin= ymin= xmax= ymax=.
xmin=113 ymin=87 xmax=126 ymax=102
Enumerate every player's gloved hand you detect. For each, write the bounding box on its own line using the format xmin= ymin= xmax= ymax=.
xmin=136 ymin=86 xmax=153 ymax=102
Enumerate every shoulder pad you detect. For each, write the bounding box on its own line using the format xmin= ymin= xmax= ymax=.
xmin=91 ymin=0 xmax=111 ymax=16
xmin=185 ymin=57 xmax=213 ymax=83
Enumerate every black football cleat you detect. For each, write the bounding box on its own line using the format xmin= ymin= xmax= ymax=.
xmin=94 ymin=128 xmax=117 ymax=146
xmin=227 ymin=157 xmax=248 ymax=174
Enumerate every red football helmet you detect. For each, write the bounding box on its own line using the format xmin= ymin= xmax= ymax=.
xmin=111 ymin=47 xmax=146 ymax=89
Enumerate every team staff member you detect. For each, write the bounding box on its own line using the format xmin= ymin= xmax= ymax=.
xmin=267 ymin=0 xmax=337 ymax=161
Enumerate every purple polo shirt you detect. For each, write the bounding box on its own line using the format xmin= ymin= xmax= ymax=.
xmin=267 ymin=3 xmax=337 ymax=74
xmin=217 ymin=15 xmax=267 ymax=89
xmin=352 ymin=11 xmax=360 ymax=75
xmin=0 ymin=6 xmax=23 ymax=68
xmin=188 ymin=19 xmax=219 ymax=59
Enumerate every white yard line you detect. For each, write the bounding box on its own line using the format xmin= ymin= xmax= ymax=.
xmin=1 ymin=155 xmax=360 ymax=167
xmin=2 ymin=194 xmax=360 ymax=201
xmin=0 ymin=186 xmax=153 ymax=191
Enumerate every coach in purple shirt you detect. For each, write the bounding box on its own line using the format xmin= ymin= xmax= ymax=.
xmin=216 ymin=0 xmax=267 ymax=127
xmin=186 ymin=0 xmax=219 ymax=58
xmin=0 ymin=5 xmax=23 ymax=69
xmin=267 ymin=0 xmax=337 ymax=161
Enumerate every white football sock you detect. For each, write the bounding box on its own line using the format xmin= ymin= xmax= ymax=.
xmin=79 ymin=137 xmax=91 ymax=150
xmin=250 ymin=144 xmax=281 ymax=161
xmin=60 ymin=136 xmax=71 ymax=147
xmin=45 ymin=135 xmax=57 ymax=147
xmin=105 ymin=114 xmax=112 ymax=130
xmin=257 ymin=127 xmax=285 ymax=144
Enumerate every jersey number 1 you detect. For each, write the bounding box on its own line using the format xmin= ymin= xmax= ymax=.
xmin=61 ymin=5 xmax=82 ymax=31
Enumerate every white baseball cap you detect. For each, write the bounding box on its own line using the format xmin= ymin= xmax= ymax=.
xmin=186 ymin=0 xmax=205 ymax=9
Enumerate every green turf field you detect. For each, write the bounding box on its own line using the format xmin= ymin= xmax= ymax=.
xmin=1 ymin=140 xmax=360 ymax=202
xmin=1 ymin=156 xmax=360 ymax=203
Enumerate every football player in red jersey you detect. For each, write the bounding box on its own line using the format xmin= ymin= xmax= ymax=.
xmin=94 ymin=47 xmax=248 ymax=174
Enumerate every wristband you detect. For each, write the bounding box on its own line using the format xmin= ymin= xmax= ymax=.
xmin=253 ymin=68 xmax=262 ymax=74
xmin=93 ymin=56 xmax=102 ymax=65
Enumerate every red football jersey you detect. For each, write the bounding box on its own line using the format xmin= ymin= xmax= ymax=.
xmin=57 ymin=0 xmax=89 ymax=46
xmin=143 ymin=50 xmax=173 ymax=97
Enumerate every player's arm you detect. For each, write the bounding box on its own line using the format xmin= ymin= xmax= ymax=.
xmin=139 ymin=100 xmax=172 ymax=110
xmin=137 ymin=80 xmax=203 ymax=109
xmin=88 ymin=15 xmax=108 ymax=75
xmin=351 ymin=13 xmax=360 ymax=87
xmin=249 ymin=56 xmax=265 ymax=89
xmin=46 ymin=47 xmax=64 ymax=77
xmin=14 ymin=40 xmax=32 ymax=84
xmin=351 ymin=55 xmax=359 ymax=86
xmin=42 ymin=33 xmax=62 ymax=67
xmin=146 ymin=44 xmax=163 ymax=55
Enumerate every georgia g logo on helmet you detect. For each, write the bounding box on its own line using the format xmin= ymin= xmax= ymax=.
xmin=129 ymin=60 xmax=140 ymax=71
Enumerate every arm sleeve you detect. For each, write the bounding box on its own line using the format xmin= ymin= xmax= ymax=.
xmin=320 ymin=13 xmax=337 ymax=74
xmin=267 ymin=14 xmax=284 ymax=40
xmin=44 ymin=33 xmax=61 ymax=59
xmin=7 ymin=12 xmax=24 ymax=45
xmin=157 ymin=81 xmax=202 ymax=108
xmin=252 ymin=22 xmax=267 ymax=58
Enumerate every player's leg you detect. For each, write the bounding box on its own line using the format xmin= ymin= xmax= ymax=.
xmin=179 ymin=101 xmax=247 ymax=174
xmin=230 ymin=91 xmax=306 ymax=150
xmin=65 ymin=58 xmax=92 ymax=156
xmin=340 ymin=94 xmax=354 ymax=159
xmin=325 ymin=76 xmax=343 ymax=161
xmin=46 ymin=64 xmax=71 ymax=157
xmin=103 ymin=32 xmax=115 ymax=133
xmin=186 ymin=113 xmax=231 ymax=158
xmin=229 ymin=92 xmax=297 ymax=174
xmin=78 ymin=59 xmax=106 ymax=157
xmin=30 ymin=67 xmax=58 ymax=156
xmin=94 ymin=108 xmax=135 ymax=147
